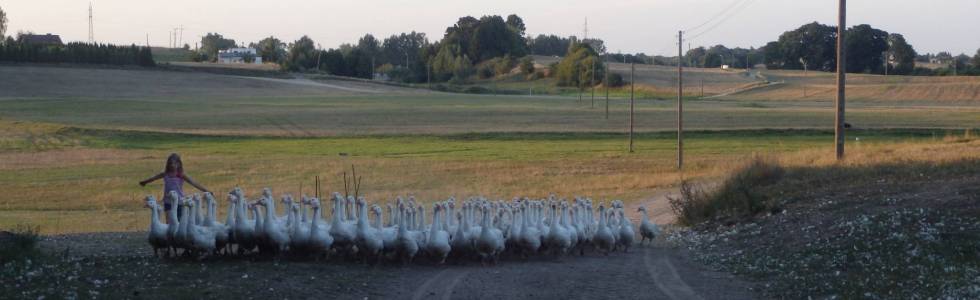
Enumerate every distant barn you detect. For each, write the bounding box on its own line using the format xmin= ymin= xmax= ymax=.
xmin=18 ymin=34 xmax=64 ymax=46
xmin=217 ymin=48 xmax=262 ymax=64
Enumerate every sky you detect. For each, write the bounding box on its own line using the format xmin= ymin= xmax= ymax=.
xmin=2 ymin=0 xmax=978 ymax=56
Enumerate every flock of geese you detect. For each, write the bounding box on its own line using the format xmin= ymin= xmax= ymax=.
xmin=144 ymin=188 xmax=662 ymax=264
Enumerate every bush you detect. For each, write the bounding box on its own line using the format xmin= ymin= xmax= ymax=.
xmin=477 ymin=64 xmax=494 ymax=79
xmin=669 ymin=157 xmax=784 ymax=226
xmin=0 ymin=224 xmax=40 ymax=264
xmin=606 ymin=73 xmax=625 ymax=87
xmin=494 ymin=54 xmax=515 ymax=76
xmin=519 ymin=56 xmax=534 ymax=74
xmin=530 ymin=70 xmax=545 ymax=80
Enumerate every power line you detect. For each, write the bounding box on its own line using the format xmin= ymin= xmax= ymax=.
xmin=689 ymin=0 xmax=758 ymax=40
xmin=683 ymin=0 xmax=748 ymax=33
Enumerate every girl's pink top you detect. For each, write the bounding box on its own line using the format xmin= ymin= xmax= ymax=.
xmin=162 ymin=173 xmax=184 ymax=205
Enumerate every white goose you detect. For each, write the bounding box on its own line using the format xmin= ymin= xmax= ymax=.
xmin=328 ymin=193 xmax=357 ymax=249
xmin=395 ymin=205 xmax=419 ymax=264
xmin=308 ymin=198 xmax=334 ymax=260
xmin=475 ymin=204 xmax=505 ymax=265
xmin=289 ymin=201 xmax=311 ymax=251
xmin=259 ymin=195 xmax=290 ymax=254
xmin=373 ymin=205 xmax=398 ymax=257
xmin=425 ymin=202 xmax=451 ymax=264
xmin=616 ymin=208 xmax=635 ymax=253
xmin=231 ymin=191 xmax=257 ymax=254
xmin=518 ymin=204 xmax=541 ymax=257
xmin=145 ymin=196 xmax=169 ymax=257
xmin=202 ymin=193 xmax=229 ymax=254
xmin=637 ymin=206 xmax=660 ymax=246
xmin=185 ymin=198 xmax=217 ymax=256
xmin=545 ymin=203 xmax=571 ymax=256
xmin=594 ymin=204 xmax=616 ymax=255
xmin=354 ymin=198 xmax=383 ymax=263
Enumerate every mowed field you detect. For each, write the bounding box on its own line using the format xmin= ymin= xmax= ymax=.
xmin=0 ymin=64 xmax=978 ymax=234
xmin=728 ymin=69 xmax=980 ymax=102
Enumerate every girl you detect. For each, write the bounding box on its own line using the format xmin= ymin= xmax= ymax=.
xmin=139 ymin=153 xmax=210 ymax=224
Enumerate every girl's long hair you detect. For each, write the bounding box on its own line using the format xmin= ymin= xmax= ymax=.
xmin=165 ymin=153 xmax=184 ymax=178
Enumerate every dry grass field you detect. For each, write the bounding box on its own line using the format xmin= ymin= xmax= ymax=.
xmin=0 ymin=64 xmax=977 ymax=234
xmin=727 ymin=69 xmax=980 ymax=102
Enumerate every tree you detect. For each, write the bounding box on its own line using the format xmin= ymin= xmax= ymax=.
xmin=773 ymin=22 xmax=837 ymax=71
xmin=555 ymin=42 xmax=604 ymax=87
xmin=0 ymin=6 xmax=7 ymax=41
xmin=529 ymin=34 xmax=575 ymax=56
xmin=441 ymin=15 xmax=527 ymax=63
xmin=283 ymin=36 xmax=316 ymax=71
xmin=583 ymin=38 xmax=606 ymax=54
xmin=845 ymin=24 xmax=889 ymax=73
xmin=199 ymin=33 xmax=236 ymax=62
xmin=934 ymin=52 xmax=953 ymax=63
xmin=887 ymin=33 xmax=916 ymax=75
xmin=972 ymin=48 xmax=980 ymax=69
xmin=250 ymin=36 xmax=286 ymax=64
xmin=381 ymin=31 xmax=428 ymax=67
xmin=506 ymin=15 xmax=526 ymax=36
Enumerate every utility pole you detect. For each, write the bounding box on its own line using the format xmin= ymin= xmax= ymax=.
xmin=591 ymin=59 xmax=596 ymax=109
xmin=803 ymin=62 xmax=808 ymax=97
xmin=88 ymin=2 xmax=95 ymax=44
xmin=605 ymin=59 xmax=610 ymax=120
xmin=427 ymin=64 xmax=431 ymax=90
xmin=178 ymin=25 xmax=185 ymax=47
xmin=316 ymin=44 xmax=322 ymax=72
xmin=629 ymin=63 xmax=635 ymax=153
xmin=700 ymin=79 xmax=704 ymax=98
xmin=677 ymin=31 xmax=684 ymax=170
xmin=883 ymin=51 xmax=888 ymax=76
xmin=835 ymin=0 xmax=847 ymax=161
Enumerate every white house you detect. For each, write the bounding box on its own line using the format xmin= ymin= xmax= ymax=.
xmin=217 ymin=48 xmax=262 ymax=64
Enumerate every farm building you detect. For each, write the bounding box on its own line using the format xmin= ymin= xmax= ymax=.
xmin=217 ymin=48 xmax=262 ymax=64
xmin=18 ymin=34 xmax=64 ymax=46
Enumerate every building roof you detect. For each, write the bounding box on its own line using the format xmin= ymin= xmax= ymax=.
xmin=217 ymin=48 xmax=257 ymax=59
xmin=19 ymin=34 xmax=63 ymax=45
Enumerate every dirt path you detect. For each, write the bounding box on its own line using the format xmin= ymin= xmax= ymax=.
xmin=35 ymin=232 xmax=756 ymax=299
xmin=235 ymin=76 xmax=385 ymax=94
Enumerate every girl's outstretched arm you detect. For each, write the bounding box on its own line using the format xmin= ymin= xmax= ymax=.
xmin=139 ymin=172 xmax=165 ymax=186
xmin=183 ymin=175 xmax=210 ymax=194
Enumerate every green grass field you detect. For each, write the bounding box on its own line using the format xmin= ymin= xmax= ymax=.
xmin=0 ymin=65 xmax=977 ymax=234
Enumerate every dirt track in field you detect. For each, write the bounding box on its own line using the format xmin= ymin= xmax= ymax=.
xmin=37 ymin=231 xmax=755 ymax=300
xmin=30 ymin=191 xmax=756 ymax=300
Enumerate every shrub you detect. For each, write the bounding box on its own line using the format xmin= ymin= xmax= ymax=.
xmin=494 ymin=54 xmax=515 ymax=76
xmin=0 ymin=224 xmax=40 ymax=264
xmin=669 ymin=156 xmax=784 ymax=226
xmin=519 ymin=56 xmax=534 ymax=74
xmin=606 ymin=73 xmax=625 ymax=87
xmin=477 ymin=64 xmax=494 ymax=79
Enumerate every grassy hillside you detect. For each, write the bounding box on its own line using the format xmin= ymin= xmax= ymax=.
xmin=727 ymin=69 xmax=980 ymax=102
xmin=150 ymin=47 xmax=194 ymax=63
xmin=678 ymin=138 xmax=980 ymax=298
xmin=0 ymin=64 xmax=977 ymax=235
xmin=1 ymin=118 xmax=971 ymax=234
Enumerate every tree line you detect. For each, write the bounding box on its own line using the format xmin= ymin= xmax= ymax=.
xmin=202 ymin=14 xmax=608 ymax=87
xmin=0 ymin=6 xmax=153 ymax=67
xmin=0 ymin=37 xmax=154 ymax=67
xmin=687 ymin=21 xmax=980 ymax=76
